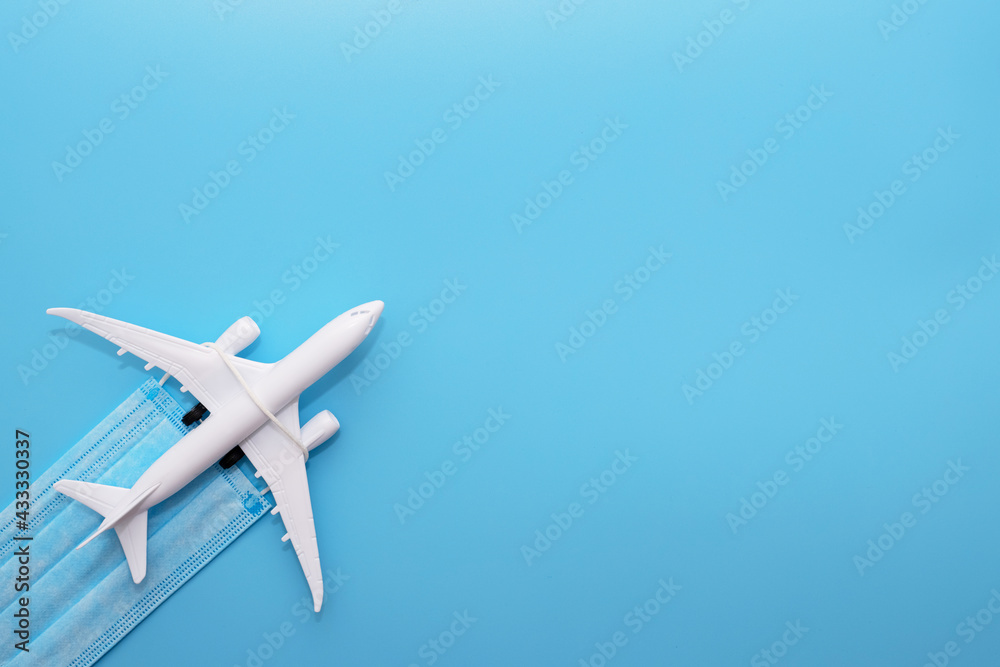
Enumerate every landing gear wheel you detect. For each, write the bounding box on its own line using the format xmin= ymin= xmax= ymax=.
xmin=220 ymin=446 xmax=245 ymax=469
xmin=182 ymin=403 xmax=208 ymax=426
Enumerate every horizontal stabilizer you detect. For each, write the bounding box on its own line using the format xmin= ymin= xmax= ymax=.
xmin=54 ymin=478 xmax=154 ymax=583
xmin=114 ymin=511 xmax=149 ymax=583
xmin=53 ymin=479 xmax=129 ymax=516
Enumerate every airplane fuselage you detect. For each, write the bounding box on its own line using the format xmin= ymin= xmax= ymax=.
xmin=126 ymin=306 xmax=378 ymax=510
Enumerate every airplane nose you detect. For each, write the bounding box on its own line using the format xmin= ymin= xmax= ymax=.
xmin=356 ymin=300 xmax=383 ymax=335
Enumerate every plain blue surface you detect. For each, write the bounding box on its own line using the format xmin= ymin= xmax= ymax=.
xmin=2 ymin=1 xmax=999 ymax=665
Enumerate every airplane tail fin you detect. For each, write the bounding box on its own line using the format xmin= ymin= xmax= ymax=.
xmin=53 ymin=479 xmax=151 ymax=583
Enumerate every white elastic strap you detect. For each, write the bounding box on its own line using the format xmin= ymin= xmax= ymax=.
xmin=204 ymin=342 xmax=309 ymax=462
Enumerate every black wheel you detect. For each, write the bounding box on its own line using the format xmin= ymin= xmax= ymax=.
xmin=219 ymin=446 xmax=245 ymax=469
xmin=182 ymin=403 xmax=208 ymax=426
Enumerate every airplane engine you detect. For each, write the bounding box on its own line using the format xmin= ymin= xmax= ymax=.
xmin=214 ymin=316 xmax=260 ymax=355
xmin=302 ymin=410 xmax=340 ymax=451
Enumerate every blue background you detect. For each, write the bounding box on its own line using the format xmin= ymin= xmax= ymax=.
xmin=2 ymin=1 xmax=999 ymax=665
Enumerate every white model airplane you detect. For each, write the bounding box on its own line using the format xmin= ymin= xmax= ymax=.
xmin=48 ymin=301 xmax=384 ymax=612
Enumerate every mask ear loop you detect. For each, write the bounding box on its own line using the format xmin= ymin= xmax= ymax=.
xmin=200 ymin=342 xmax=310 ymax=462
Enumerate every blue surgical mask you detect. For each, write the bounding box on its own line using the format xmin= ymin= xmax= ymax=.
xmin=0 ymin=379 xmax=272 ymax=667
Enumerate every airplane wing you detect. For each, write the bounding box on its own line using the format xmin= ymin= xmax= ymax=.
xmin=239 ymin=400 xmax=325 ymax=612
xmin=47 ymin=308 xmax=269 ymax=412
